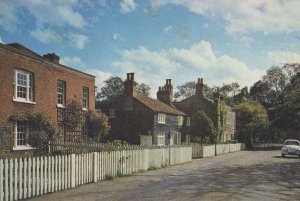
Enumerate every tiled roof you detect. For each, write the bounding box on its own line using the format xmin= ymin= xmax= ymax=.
xmin=134 ymin=95 xmax=185 ymax=115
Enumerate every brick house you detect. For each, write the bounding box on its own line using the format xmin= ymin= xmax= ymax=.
xmin=173 ymin=78 xmax=235 ymax=143
xmin=0 ymin=43 xmax=95 ymax=154
xmin=97 ymin=73 xmax=188 ymax=145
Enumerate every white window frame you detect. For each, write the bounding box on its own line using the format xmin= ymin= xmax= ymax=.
xmin=13 ymin=121 xmax=33 ymax=150
xmin=186 ymin=117 xmax=191 ymax=126
xmin=57 ymin=80 xmax=66 ymax=107
xmin=82 ymin=87 xmax=89 ymax=110
xmin=13 ymin=69 xmax=35 ymax=104
xmin=109 ymin=109 xmax=116 ymax=118
xmin=178 ymin=116 xmax=183 ymax=126
xmin=157 ymin=133 xmax=165 ymax=146
xmin=157 ymin=113 xmax=166 ymax=124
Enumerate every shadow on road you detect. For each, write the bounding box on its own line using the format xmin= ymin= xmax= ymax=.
xmin=119 ymin=160 xmax=300 ymax=201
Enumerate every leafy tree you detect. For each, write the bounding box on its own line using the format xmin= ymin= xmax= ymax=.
xmin=97 ymin=76 xmax=151 ymax=101
xmin=234 ymin=101 xmax=270 ymax=147
xmin=174 ymin=81 xmax=214 ymax=101
xmin=97 ymin=76 xmax=124 ymax=101
xmin=220 ymin=82 xmax=241 ymax=106
xmin=137 ymin=83 xmax=151 ymax=97
xmin=86 ymin=110 xmax=110 ymax=142
xmin=190 ymin=110 xmax=216 ymax=144
xmin=174 ymin=81 xmax=196 ymax=100
xmin=272 ymin=72 xmax=300 ymax=140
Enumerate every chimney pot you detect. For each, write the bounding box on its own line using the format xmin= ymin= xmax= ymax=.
xmin=43 ymin=53 xmax=60 ymax=64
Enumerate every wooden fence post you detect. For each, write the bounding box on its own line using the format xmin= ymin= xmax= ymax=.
xmin=71 ymin=154 xmax=76 ymax=188
xmin=93 ymin=152 xmax=98 ymax=183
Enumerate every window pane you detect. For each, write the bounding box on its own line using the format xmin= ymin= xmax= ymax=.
xmin=57 ymin=80 xmax=66 ymax=105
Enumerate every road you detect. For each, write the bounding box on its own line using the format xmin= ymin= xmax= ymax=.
xmin=28 ymin=150 xmax=300 ymax=201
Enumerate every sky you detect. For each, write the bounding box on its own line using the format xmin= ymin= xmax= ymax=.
xmin=1 ymin=0 xmax=300 ymax=97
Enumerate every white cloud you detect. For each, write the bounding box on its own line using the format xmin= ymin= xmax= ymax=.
xmin=30 ymin=28 xmax=89 ymax=49
xmin=120 ymin=0 xmax=136 ymax=13
xmin=112 ymin=41 xmax=265 ymax=97
xmin=268 ymin=51 xmax=300 ymax=64
xmin=113 ymin=33 xmax=124 ymax=41
xmin=164 ymin=25 xmax=173 ymax=33
xmin=60 ymin=56 xmax=85 ymax=67
xmin=84 ymin=69 xmax=112 ymax=91
xmin=69 ymin=33 xmax=89 ymax=49
xmin=151 ymin=0 xmax=300 ymax=35
xmin=0 ymin=1 xmax=18 ymax=32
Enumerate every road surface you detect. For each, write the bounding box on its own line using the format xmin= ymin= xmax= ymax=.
xmin=28 ymin=150 xmax=300 ymax=201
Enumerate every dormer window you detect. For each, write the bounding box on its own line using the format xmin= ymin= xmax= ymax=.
xmin=158 ymin=113 xmax=166 ymax=124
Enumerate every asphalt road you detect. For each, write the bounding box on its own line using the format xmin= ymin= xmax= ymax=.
xmin=28 ymin=150 xmax=300 ymax=201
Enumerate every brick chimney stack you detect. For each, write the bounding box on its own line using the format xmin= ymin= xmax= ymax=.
xmin=195 ymin=77 xmax=204 ymax=95
xmin=43 ymin=53 xmax=60 ymax=64
xmin=157 ymin=79 xmax=173 ymax=105
xmin=124 ymin=73 xmax=137 ymax=97
xmin=123 ymin=73 xmax=137 ymax=110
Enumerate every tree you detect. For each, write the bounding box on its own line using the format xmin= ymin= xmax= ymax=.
xmin=137 ymin=83 xmax=151 ymax=97
xmin=190 ymin=110 xmax=216 ymax=144
xmin=272 ymin=72 xmax=300 ymax=140
xmin=174 ymin=81 xmax=214 ymax=101
xmin=174 ymin=81 xmax=195 ymax=101
xmin=97 ymin=76 xmax=151 ymax=101
xmin=97 ymin=76 xmax=124 ymax=101
xmin=86 ymin=110 xmax=110 ymax=142
xmin=234 ymin=101 xmax=270 ymax=147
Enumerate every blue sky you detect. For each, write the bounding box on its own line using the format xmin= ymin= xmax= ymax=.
xmin=1 ymin=0 xmax=300 ymax=97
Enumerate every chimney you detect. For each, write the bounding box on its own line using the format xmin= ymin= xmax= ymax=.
xmin=157 ymin=79 xmax=173 ymax=105
xmin=123 ymin=73 xmax=137 ymax=110
xmin=195 ymin=77 xmax=204 ymax=95
xmin=43 ymin=53 xmax=60 ymax=64
xmin=213 ymin=87 xmax=221 ymax=101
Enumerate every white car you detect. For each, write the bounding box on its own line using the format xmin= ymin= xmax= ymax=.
xmin=281 ymin=139 xmax=300 ymax=158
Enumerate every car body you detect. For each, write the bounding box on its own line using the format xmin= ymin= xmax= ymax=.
xmin=281 ymin=139 xmax=300 ymax=157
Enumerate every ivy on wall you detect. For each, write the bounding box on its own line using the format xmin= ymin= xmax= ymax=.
xmin=9 ymin=112 xmax=58 ymax=155
xmin=189 ymin=93 xmax=227 ymax=143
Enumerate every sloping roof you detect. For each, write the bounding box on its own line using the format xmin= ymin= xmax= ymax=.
xmin=7 ymin=43 xmax=43 ymax=59
xmin=134 ymin=95 xmax=185 ymax=115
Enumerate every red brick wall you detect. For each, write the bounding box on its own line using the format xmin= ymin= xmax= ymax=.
xmin=0 ymin=44 xmax=95 ymax=126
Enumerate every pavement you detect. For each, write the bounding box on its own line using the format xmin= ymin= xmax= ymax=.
xmin=27 ymin=150 xmax=300 ymax=201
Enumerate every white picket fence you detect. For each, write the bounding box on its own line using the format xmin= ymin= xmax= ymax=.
xmin=192 ymin=143 xmax=246 ymax=158
xmin=0 ymin=146 xmax=192 ymax=201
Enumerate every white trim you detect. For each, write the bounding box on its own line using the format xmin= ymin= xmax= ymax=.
xmin=157 ymin=133 xmax=165 ymax=146
xmin=56 ymin=104 xmax=66 ymax=108
xmin=13 ymin=98 xmax=36 ymax=105
xmin=157 ymin=113 xmax=166 ymax=124
xmin=13 ymin=146 xmax=34 ymax=151
xmin=82 ymin=107 xmax=88 ymax=111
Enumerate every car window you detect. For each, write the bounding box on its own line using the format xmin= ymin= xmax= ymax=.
xmin=285 ymin=141 xmax=300 ymax=145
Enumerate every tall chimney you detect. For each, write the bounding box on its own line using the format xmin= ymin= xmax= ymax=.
xmin=43 ymin=53 xmax=60 ymax=64
xmin=157 ymin=79 xmax=173 ymax=105
xmin=195 ymin=77 xmax=204 ymax=95
xmin=123 ymin=73 xmax=137 ymax=110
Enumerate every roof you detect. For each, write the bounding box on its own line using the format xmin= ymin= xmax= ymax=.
xmin=0 ymin=43 xmax=95 ymax=78
xmin=134 ymin=95 xmax=186 ymax=115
